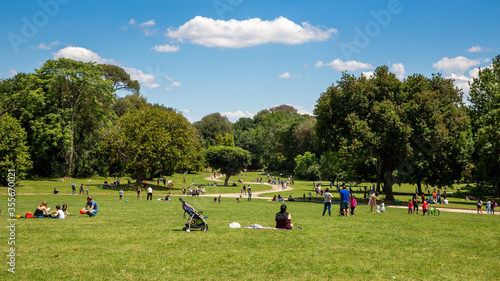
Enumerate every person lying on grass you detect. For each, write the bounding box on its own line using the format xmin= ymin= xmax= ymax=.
xmin=275 ymin=204 xmax=293 ymax=229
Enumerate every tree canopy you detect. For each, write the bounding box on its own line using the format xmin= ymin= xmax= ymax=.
xmin=205 ymin=146 xmax=251 ymax=186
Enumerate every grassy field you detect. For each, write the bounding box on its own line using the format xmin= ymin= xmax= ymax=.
xmin=2 ymin=173 xmax=498 ymax=280
xmin=1 ymin=188 xmax=499 ymax=280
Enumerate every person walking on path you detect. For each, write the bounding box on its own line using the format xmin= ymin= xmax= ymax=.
xmin=137 ymin=186 xmax=142 ymax=199
xmin=340 ymin=186 xmax=350 ymax=217
xmin=147 ymin=186 xmax=153 ymax=201
xmin=477 ymin=198 xmax=483 ymax=214
xmin=322 ymin=188 xmax=333 ymax=216
xmin=368 ymin=192 xmax=378 ymax=213
xmin=248 ymin=186 xmax=252 ymax=201
xmin=72 ymin=182 xmax=76 ymax=195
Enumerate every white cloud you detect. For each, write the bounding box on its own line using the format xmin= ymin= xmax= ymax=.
xmin=220 ymin=110 xmax=255 ymax=120
xmin=140 ymin=19 xmax=156 ymax=27
xmin=165 ymin=81 xmax=181 ymax=91
xmin=362 ymin=71 xmax=374 ymax=79
xmin=151 ymin=44 xmax=180 ymax=52
xmin=446 ymin=73 xmax=472 ymax=94
xmin=31 ymin=41 xmax=60 ymax=50
xmin=183 ymin=109 xmax=190 ymax=114
xmin=143 ymin=29 xmax=157 ymax=36
xmin=122 ymin=67 xmax=159 ymax=88
xmin=432 ymin=56 xmax=481 ymax=75
xmin=279 ymin=72 xmax=292 ymax=79
xmin=315 ymin=58 xmax=373 ymax=71
xmin=8 ymin=69 xmax=18 ymax=77
xmin=166 ymin=16 xmax=337 ymax=48
xmin=391 ymin=63 xmax=405 ymax=80
xmin=52 ymin=46 xmax=117 ymax=64
xmin=465 ymin=45 xmax=492 ymax=53
xmin=128 ymin=18 xmax=136 ymax=25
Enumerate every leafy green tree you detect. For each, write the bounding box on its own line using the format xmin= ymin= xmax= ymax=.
xmin=194 ymin=113 xmax=233 ymax=143
xmin=112 ymin=93 xmax=150 ymax=117
xmin=394 ymin=74 xmax=472 ymax=193
xmin=215 ymin=133 xmax=235 ymax=147
xmin=99 ymin=64 xmax=140 ymax=93
xmin=469 ymin=55 xmax=500 ymax=195
xmin=26 ymin=58 xmax=115 ymax=177
xmin=315 ymin=66 xmax=411 ymax=200
xmin=0 ymin=114 xmax=32 ymax=185
xmin=100 ymin=107 xmax=203 ymax=183
xmin=294 ymin=152 xmax=321 ymax=181
xmin=205 ymin=146 xmax=251 ymax=186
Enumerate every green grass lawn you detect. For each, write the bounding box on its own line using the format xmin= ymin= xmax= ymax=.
xmin=1 ymin=191 xmax=499 ymax=280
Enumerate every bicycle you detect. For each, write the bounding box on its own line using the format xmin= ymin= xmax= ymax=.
xmin=427 ymin=205 xmax=440 ymax=216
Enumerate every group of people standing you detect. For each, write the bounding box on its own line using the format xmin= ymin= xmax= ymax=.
xmin=322 ymin=186 xmax=359 ymax=217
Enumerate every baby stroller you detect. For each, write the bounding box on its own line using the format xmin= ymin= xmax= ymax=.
xmin=179 ymin=198 xmax=208 ymax=232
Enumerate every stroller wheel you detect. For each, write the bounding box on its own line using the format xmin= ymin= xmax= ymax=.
xmin=186 ymin=228 xmax=190 ymax=232
xmin=182 ymin=227 xmax=186 ymax=231
xmin=202 ymin=225 xmax=208 ymax=232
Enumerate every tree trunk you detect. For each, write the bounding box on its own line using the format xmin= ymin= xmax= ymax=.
xmin=416 ymin=181 xmax=422 ymax=195
xmin=384 ymin=162 xmax=394 ymax=201
xmin=136 ymin=168 xmax=144 ymax=184
xmin=224 ymin=174 xmax=230 ymax=186
xmin=376 ymin=154 xmax=382 ymax=193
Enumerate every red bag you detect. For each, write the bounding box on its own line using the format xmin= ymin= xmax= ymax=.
xmin=25 ymin=212 xmax=33 ymax=218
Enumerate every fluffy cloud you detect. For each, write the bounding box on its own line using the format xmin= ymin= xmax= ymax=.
xmin=465 ymin=45 xmax=492 ymax=53
xmin=122 ymin=67 xmax=159 ymax=88
xmin=165 ymin=81 xmax=181 ymax=91
xmin=432 ymin=56 xmax=481 ymax=75
xmin=52 ymin=46 xmax=116 ymax=64
xmin=52 ymin=46 xmax=160 ymax=88
xmin=362 ymin=71 xmax=374 ymax=79
xmin=315 ymin=59 xmax=373 ymax=71
xmin=220 ymin=110 xmax=255 ymax=120
xmin=279 ymin=72 xmax=292 ymax=79
xmin=128 ymin=18 xmax=136 ymax=25
xmin=391 ymin=63 xmax=405 ymax=80
xmin=151 ymin=44 xmax=180 ymax=52
xmin=166 ymin=16 xmax=337 ymax=48
xmin=31 ymin=41 xmax=60 ymax=50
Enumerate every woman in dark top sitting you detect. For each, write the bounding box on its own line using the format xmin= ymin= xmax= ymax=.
xmin=275 ymin=204 xmax=293 ymax=229
xmin=34 ymin=201 xmax=50 ymax=218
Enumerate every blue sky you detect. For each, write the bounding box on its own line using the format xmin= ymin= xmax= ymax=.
xmin=2 ymin=0 xmax=499 ymax=122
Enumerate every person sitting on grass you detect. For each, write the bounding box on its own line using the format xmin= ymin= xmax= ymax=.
xmin=62 ymin=204 xmax=70 ymax=216
xmin=34 ymin=201 xmax=50 ymax=218
xmin=49 ymin=205 xmax=65 ymax=219
xmin=275 ymin=204 xmax=293 ymax=229
xmin=84 ymin=196 xmax=98 ymax=217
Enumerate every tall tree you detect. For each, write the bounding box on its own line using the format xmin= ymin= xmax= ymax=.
xmin=100 ymin=107 xmax=204 ymax=183
xmin=112 ymin=93 xmax=150 ymax=117
xmin=205 ymin=146 xmax=251 ymax=186
xmin=27 ymin=58 xmax=115 ymax=177
xmin=395 ymin=74 xmax=472 ymax=193
xmin=469 ymin=55 xmax=500 ymax=196
xmin=0 ymin=114 xmax=32 ymax=185
xmin=315 ymin=66 xmax=412 ymax=200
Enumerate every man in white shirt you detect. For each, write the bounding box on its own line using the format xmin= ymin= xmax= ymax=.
xmin=147 ymin=186 xmax=153 ymax=201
